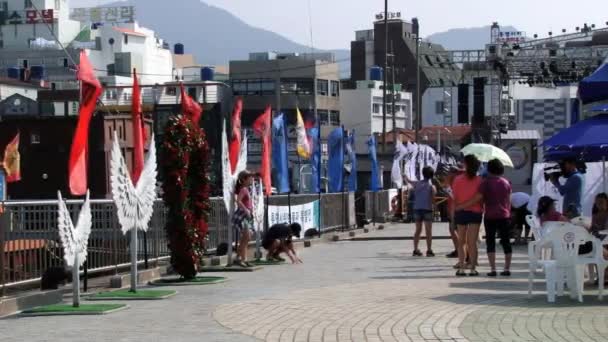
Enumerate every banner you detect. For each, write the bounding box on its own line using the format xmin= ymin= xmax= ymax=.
xmin=368 ymin=136 xmax=381 ymax=191
xmin=346 ymin=130 xmax=357 ymax=192
xmin=272 ymin=113 xmax=290 ymax=193
xmin=0 ymin=169 xmax=5 ymax=201
xmin=268 ymin=200 xmax=320 ymax=238
xmin=328 ymin=127 xmax=344 ymax=193
xmin=309 ymin=126 xmax=321 ymax=193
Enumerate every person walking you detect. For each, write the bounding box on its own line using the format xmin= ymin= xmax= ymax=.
xmin=232 ymin=170 xmax=255 ymax=267
xmin=405 ymin=167 xmax=437 ymax=257
xmin=453 ymin=155 xmax=483 ymax=276
xmin=461 ymin=159 xmax=513 ymax=276
xmin=442 ymin=167 xmax=464 ymax=259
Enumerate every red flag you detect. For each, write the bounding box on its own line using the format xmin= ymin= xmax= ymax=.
xmin=180 ymin=83 xmax=202 ymax=124
xmin=68 ymin=51 xmax=102 ymax=196
xmin=3 ymin=132 xmax=21 ymax=183
xmin=131 ymin=69 xmax=145 ymax=185
xmin=253 ymin=105 xmax=272 ymax=196
xmin=229 ymin=98 xmax=243 ymax=174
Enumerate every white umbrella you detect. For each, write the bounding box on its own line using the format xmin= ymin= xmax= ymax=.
xmin=460 ymin=143 xmax=514 ymax=168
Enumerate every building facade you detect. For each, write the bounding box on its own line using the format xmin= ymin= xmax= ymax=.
xmin=230 ymin=52 xmax=340 ymax=129
xmin=340 ymin=80 xmax=412 ymax=152
xmin=350 ymin=15 xmax=460 ymax=122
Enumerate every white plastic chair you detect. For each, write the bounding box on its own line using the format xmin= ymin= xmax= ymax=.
xmin=529 ymin=222 xmax=593 ymax=302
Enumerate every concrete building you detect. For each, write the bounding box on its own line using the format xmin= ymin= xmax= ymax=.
xmin=340 ymin=80 xmax=412 ymax=152
xmin=0 ymin=1 xmax=173 ymax=94
xmin=230 ymin=52 xmax=341 ymax=129
xmin=350 ymin=14 xmax=460 ymax=122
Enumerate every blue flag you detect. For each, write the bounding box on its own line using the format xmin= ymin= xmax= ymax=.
xmin=309 ymin=126 xmax=321 ymax=193
xmin=327 ymin=127 xmax=344 ymax=193
xmin=346 ymin=130 xmax=357 ymax=192
xmin=368 ymin=136 xmax=380 ymax=192
xmin=272 ymin=113 xmax=290 ymax=193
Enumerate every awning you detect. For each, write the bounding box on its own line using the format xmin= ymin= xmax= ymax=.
xmin=500 ymin=130 xmax=541 ymax=141
xmin=579 ymin=63 xmax=608 ymax=104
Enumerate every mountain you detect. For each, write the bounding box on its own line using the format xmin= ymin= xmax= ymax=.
xmin=75 ymin=0 xmax=349 ymax=70
xmin=426 ymin=25 xmax=519 ymax=50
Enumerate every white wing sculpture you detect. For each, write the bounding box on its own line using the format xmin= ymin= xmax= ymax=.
xmin=110 ymin=131 xmax=157 ymax=234
xmin=221 ymin=126 xmax=233 ymax=215
xmin=252 ymin=180 xmax=265 ymax=232
xmin=57 ymin=190 xmax=92 ymax=268
xmin=221 ymin=122 xmax=248 ymax=214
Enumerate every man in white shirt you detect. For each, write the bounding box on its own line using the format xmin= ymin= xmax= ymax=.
xmin=511 ymin=192 xmax=531 ymax=243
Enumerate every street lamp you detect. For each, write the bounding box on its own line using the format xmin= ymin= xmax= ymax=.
xmin=414 ymin=36 xmax=422 ymax=143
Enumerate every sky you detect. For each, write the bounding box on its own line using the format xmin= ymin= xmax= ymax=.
xmin=73 ymin=0 xmax=607 ymax=50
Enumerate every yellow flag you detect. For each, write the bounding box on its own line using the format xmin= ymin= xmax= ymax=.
xmin=3 ymin=133 xmax=21 ymax=183
xmin=296 ymin=108 xmax=311 ymax=159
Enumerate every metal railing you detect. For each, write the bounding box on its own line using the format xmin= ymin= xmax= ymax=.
xmin=0 ymin=193 xmax=357 ymax=289
xmin=365 ymin=189 xmax=398 ymax=223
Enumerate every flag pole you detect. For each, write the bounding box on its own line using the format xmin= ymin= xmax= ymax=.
xmin=317 ymin=114 xmax=322 ymax=237
xmin=342 ymin=126 xmax=347 ymax=231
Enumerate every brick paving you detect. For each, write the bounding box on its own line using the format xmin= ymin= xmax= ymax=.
xmin=2 ymin=223 xmax=607 ymax=342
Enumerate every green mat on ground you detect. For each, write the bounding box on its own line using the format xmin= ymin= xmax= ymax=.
xmin=23 ymin=304 xmax=126 ymax=314
xmin=251 ymin=259 xmax=285 ymax=266
xmin=154 ymin=276 xmax=226 ymax=284
xmin=90 ymin=289 xmax=176 ymax=299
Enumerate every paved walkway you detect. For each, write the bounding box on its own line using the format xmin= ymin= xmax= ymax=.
xmin=2 ymin=223 xmax=608 ymax=342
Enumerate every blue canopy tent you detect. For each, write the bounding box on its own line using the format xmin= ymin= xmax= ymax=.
xmin=579 ymin=63 xmax=608 ymax=105
xmin=591 ymin=104 xmax=608 ymax=112
xmin=544 ymin=114 xmax=608 ymax=162
xmin=544 ymin=114 xmax=608 ymax=190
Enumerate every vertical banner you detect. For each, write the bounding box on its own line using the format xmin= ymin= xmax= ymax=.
xmin=346 ymin=130 xmax=357 ymax=192
xmin=0 ymin=169 xmax=5 ymax=201
xmin=272 ymin=113 xmax=290 ymax=193
xmin=368 ymin=136 xmax=381 ymax=191
xmin=268 ymin=201 xmax=320 ymax=238
xmin=327 ymin=127 xmax=344 ymax=193
xmin=309 ymin=126 xmax=321 ymax=193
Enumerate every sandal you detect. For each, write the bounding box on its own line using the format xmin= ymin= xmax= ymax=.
xmin=469 ymin=270 xmax=479 ymax=276
xmin=412 ymin=250 xmax=423 ymax=257
xmin=456 ymin=269 xmax=467 ymax=277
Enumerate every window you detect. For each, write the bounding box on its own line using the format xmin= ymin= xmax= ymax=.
xmin=166 ymin=87 xmax=177 ymax=96
xmin=372 ymin=103 xmax=381 ymax=114
xmin=188 ymin=87 xmax=197 ymax=99
xmin=280 ymin=78 xmax=314 ymax=95
xmin=24 ymin=0 xmax=32 ymax=8
xmin=231 ymin=79 xmax=275 ymax=96
xmin=330 ymin=81 xmax=339 ymax=97
xmin=435 ymin=101 xmax=445 ymax=114
xmin=329 ymin=111 xmax=340 ymax=125
xmin=232 ymin=80 xmax=247 ymax=95
xmin=30 ymin=133 xmax=40 ymax=144
xmin=317 ymin=79 xmax=328 ymax=96
xmin=124 ymin=34 xmax=129 ymax=45
xmin=55 ymin=0 xmax=60 ymax=10
xmin=260 ymin=80 xmax=275 ymax=95
xmin=318 ymin=110 xmax=329 ymax=125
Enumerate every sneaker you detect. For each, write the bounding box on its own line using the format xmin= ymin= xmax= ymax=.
xmin=234 ymin=260 xmax=248 ymax=268
xmin=500 ymin=270 xmax=511 ymax=277
xmin=487 ymin=271 xmax=497 ymax=277
xmin=412 ymin=250 xmax=423 ymax=257
xmin=446 ymin=250 xmax=458 ymax=258
xmin=426 ymin=250 xmax=435 ymax=257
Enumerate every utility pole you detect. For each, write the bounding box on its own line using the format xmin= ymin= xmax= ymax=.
xmin=415 ymin=37 xmax=421 ymax=143
xmin=381 ymin=0 xmax=388 ymax=153
xmin=391 ymin=41 xmax=397 ymax=145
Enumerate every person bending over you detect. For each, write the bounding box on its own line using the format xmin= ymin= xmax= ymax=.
xmin=262 ymin=223 xmax=303 ymax=264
